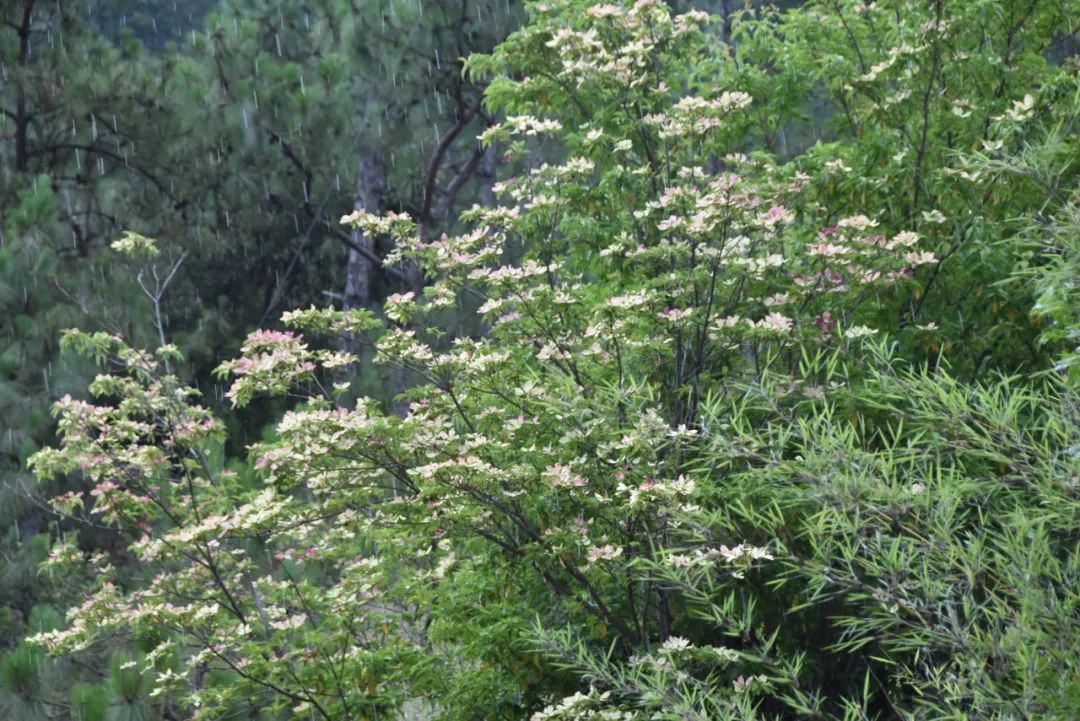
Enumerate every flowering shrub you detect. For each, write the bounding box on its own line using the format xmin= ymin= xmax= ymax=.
xmin=727 ymin=0 xmax=1080 ymax=374
xmin=26 ymin=1 xmax=1080 ymax=720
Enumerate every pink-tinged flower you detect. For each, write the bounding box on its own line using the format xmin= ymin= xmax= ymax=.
xmin=544 ymin=463 xmax=587 ymax=488
xmin=587 ymin=4 xmax=622 ymax=18
xmin=824 ymin=269 xmax=845 ymax=285
xmin=713 ymin=315 xmax=742 ymax=329
xmin=657 ymin=214 xmax=684 ymax=232
xmin=751 ymin=313 xmax=793 ymax=333
xmin=764 ymin=293 xmax=790 ymax=307
xmin=246 ymin=329 xmax=300 ymax=346
xmin=758 ymin=204 xmax=793 ymax=227
xmin=815 ymin=311 xmax=836 ymax=334
xmin=586 ymin=544 xmax=623 ymax=564
xmin=657 ymin=307 xmax=693 ymax=322
xmin=905 ymin=251 xmax=936 ymax=266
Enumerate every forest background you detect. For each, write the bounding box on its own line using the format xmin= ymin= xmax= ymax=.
xmin=2 ymin=0 xmax=1080 ymax=720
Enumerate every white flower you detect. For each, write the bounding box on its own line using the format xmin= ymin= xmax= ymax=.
xmin=667 ymin=424 xmax=700 ymax=440
xmin=887 ymin=230 xmax=919 ymax=249
xmin=1000 ymin=93 xmax=1036 ymax=122
xmin=111 ymin=231 xmax=159 ymax=257
xmin=844 ymin=325 xmax=878 ymax=339
xmin=660 ymin=636 xmax=692 ymax=653
xmin=837 ymin=214 xmax=878 ymax=231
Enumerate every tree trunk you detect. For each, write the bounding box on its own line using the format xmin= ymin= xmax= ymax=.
xmin=14 ymin=2 xmax=34 ymax=173
xmin=478 ymin=143 xmax=498 ymax=209
xmin=343 ymin=150 xmax=384 ymax=312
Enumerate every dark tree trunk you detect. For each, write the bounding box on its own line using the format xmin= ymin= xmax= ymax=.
xmin=14 ymin=2 xmax=34 ymax=173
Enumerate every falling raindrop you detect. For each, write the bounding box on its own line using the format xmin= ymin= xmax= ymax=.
xmin=242 ymin=107 xmax=249 ymax=128
xmin=275 ymin=33 xmax=282 ymax=56
xmin=152 ymin=17 xmax=158 ymax=34
xmin=112 ymin=114 xmax=118 ymax=132
xmin=75 ymin=148 xmax=82 ymax=170
xmin=91 ymin=115 xmax=97 ymax=140
xmin=225 ymin=210 xmax=231 ymax=228
xmin=300 ymin=75 xmax=306 ymax=95
xmin=434 ymin=48 xmax=440 ymax=69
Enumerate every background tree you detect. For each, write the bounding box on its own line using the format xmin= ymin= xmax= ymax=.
xmin=1 ymin=0 xmax=521 ymax=716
